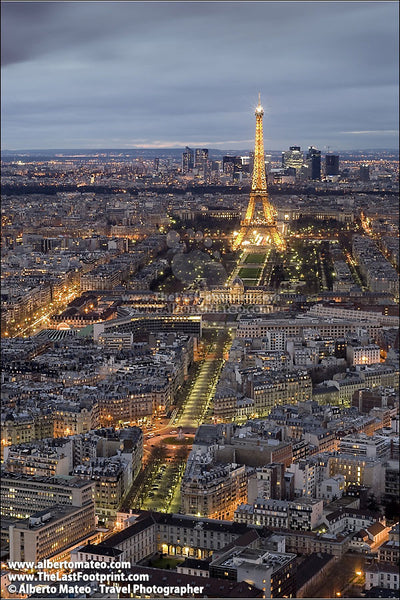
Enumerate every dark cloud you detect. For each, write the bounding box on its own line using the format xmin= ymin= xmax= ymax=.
xmin=1 ymin=1 xmax=398 ymax=149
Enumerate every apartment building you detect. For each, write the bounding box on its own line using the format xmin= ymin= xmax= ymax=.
xmin=181 ymin=454 xmax=247 ymax=520
xmin=236 ymin=317 xmax=381 ymax=341
xmin=346 ymin=344 xmax=381 ymax=366
xmin=9 ymin=504 xmax=96 ymax=563
xmin=234 ymin=498 xmax=324 ymax=531
xmin=3 ymin=444 xmax=71 ymax=477
xmin=339 ymin=433 xmax=390 ymax=459
xmin=73 ymin=457 xmax=130 ymax=525
xmin=247 ymin=464 xmax=285 ymax=502
xmin=307 ymin=304 xmax=398 ymax=327
xmin=1 ymin=471 xmax=94 ymax=519
xmin=365 ymin=561 xmax=400 ymax=591
xmin=328 ymin=453 xmax=385 ymax=495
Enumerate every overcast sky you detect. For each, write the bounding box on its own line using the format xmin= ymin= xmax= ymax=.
xmin=1 ymin=1 xmax=399 ymax=151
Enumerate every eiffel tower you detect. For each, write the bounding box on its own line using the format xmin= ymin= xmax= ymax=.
xmin=233 ymin=95 xmax=285 ymax=250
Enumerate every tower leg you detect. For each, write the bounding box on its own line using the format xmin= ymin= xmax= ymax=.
xmin=244 ymin=197 xmax=255 ymax=224
xmin=262 ymin=198 xmax=276 ymax=225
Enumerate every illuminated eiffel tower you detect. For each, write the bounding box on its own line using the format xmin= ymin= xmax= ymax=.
xmin=233 ymin=95 xmax=285 ymax=250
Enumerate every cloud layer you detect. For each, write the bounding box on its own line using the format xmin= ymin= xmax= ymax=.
xmin=1 ymin=1 xmax=399 ymax=150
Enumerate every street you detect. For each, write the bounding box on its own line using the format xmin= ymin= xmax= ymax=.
xmin=126 ymin=328 xmax=231 ymax=513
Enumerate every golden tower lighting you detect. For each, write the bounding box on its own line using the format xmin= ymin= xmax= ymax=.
xmin=234 ymin=95 xmax=285 ymax=250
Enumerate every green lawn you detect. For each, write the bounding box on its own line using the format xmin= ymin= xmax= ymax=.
xmin=243 ymin=253 xmax=266 ymax=264
xmin=242 ymin=279 xmax=259 ymax=286
xmin=238 ymin=267 xmax=262 ymax=279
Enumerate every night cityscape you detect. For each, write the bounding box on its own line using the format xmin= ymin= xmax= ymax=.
xmin=1 ymin=2 xmax=399 ymax=600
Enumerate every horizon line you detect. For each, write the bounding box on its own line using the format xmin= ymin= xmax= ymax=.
xmin=2 ymin=147 xmax=399 ymax=153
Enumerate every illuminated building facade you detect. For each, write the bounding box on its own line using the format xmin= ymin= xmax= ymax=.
xmin=97 ymin=382 xmax=170 ymax=424
xmin=8 ymin=505 xmax=96 ymax=563
xmin=181 ymin=456 xmax=247 ymax=520
xmin=213 ymin=371 xmax=312 ymax=424
xmin=328 ymin=453 xmax=384 ymax=491
xmin=4 ymin=445 xmax=71 ymax=477
xmin=346 ymin=344 xmax=381 ymax=366
xmin=53 ymin=406 xmax=93 ymax=438
xmin=236 ymin=316 xmax=381 ymax=340
xmin=195 ymin=148 xmax=208 ymax=169
xmin=93 ymin=314 xmax=202 ymax=340
xmin=182 ymin=146 xmax=194 ymax=173
xmin=96 ymin=511 xmax=260 ymax=562
xmin=234 ymin=497 xmax=324 ymax=531
xmin=282 ymin=146 xmax=304 ymax=172
xmin=1 ymin=409 xmax=96 ymax=459
xmin=339 ymin=433 xmax=390 ymax=459
xmin=199 ymin=277 xmax=274 ymax=309
xmin=1 ymin=471 xmax=94 ymax=519
xmin=73 ymin=458 xmax=129 ymax=524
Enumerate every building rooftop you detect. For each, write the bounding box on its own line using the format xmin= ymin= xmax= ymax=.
xmin=120 ymin=565 xmax=263 ymax=597
xmin=0 ymin=470 xmax=93 ymax=488
xmin=178 ymin=558 xmax=210 ymax=570
xmin=76 ymin=543 xmax=123 ymax=558
xmin=296 ymin=552 xmax=335 ymax=590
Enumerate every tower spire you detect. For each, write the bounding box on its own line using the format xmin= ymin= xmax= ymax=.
xmin=251 ymin=94 xmax=267 ymax=193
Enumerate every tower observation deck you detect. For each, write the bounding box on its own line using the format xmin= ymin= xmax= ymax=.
xmin=234 ymin=95 xmax=285 ymax=250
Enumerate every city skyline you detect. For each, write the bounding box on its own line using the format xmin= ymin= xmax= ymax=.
xmin=1 ymin=1 xmax=399 ymax=150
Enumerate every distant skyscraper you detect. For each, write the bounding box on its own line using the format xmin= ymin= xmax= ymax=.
xmin=195 ymin=148 xmax=208 ymax=169
xmin=222 ymin=155 xmax=243 ymax=174
xmin=203 ymin=159 xmax=211 ymax=182
xmin=282 ymin=146 xmax=303 ymax=172
xmin=325 ymin=153 xmax=340 ymax=176
xmin=240 ymin=155 xmax=252 ymax=174
xmin=182 ymin=146 xmax=194 ymax=173
xmin=359 ymin=164 xmax=370 ymax=181
xmin=307 ymin=146 xmax=321 ymax=180
xmin=153 ymin=157 xmax=160 ymax=172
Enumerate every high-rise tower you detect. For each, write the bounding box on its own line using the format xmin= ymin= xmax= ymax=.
xmin=306 ymin=146 xmax=321 ymax=180
xmin=195 ymin=148 xmax=208 ymax=169
xmin=282 ymin=146 xmax=303 ymax=172
xmin=234 ymin=95 xmax=285 ymax=250
xmin=182 ymin=146 xmax=194 ymax=173
xmin=325 ymin=153 xmax=340 ymax=176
